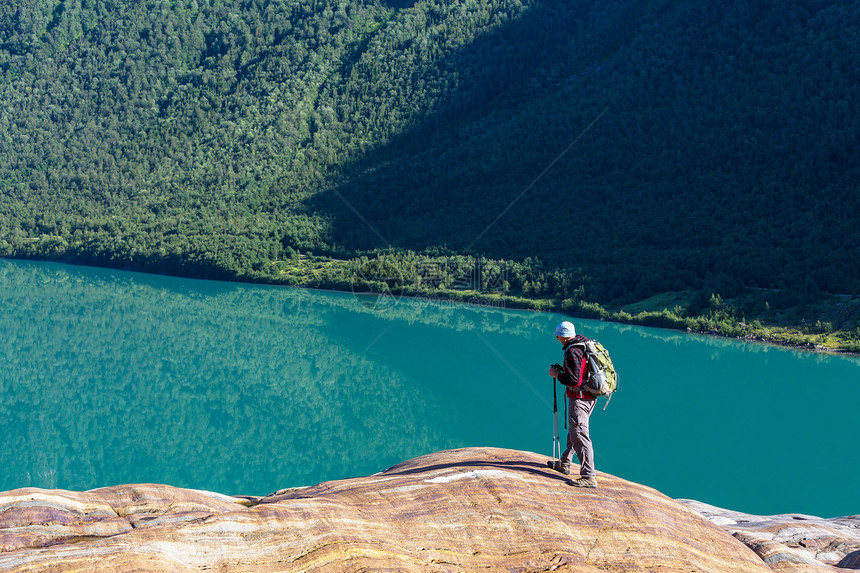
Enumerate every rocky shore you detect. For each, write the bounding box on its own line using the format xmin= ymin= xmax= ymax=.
xmin=0 ymin=447 xmax=856 ymax=572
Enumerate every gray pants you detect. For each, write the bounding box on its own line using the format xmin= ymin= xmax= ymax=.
xmin=562 ymin=398 xmax=596 ymax=478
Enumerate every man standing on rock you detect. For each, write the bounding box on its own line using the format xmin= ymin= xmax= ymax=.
xmin=547 ymin=321 xmax=599 ymax=488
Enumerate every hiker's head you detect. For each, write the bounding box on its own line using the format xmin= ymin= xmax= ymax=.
xmin=554 ymin=321 xmax=576 ymax=344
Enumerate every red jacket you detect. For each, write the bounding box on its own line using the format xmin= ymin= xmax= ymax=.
xmin=558 ymin=335 xmax=595 ymax=400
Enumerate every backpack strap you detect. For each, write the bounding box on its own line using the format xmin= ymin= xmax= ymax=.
xmin=564 ymin=342 xmax=590 ymax=393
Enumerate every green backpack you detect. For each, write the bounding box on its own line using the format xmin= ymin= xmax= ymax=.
xmin=573 ymin=338 xmax=618 ymax=410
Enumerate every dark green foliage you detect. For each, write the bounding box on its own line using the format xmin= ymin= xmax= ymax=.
xmin=1 ymin=0 xmax=857 ymax=324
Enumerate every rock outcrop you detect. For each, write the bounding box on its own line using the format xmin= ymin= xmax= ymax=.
xmin=0 ymin=447 xmax=850 ymax=572
xmin=679 ymin=500 xmax=860 ymax=572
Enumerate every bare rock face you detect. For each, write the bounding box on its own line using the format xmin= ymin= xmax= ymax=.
xmin=0 ymin=448 xmax=783 ymax=572
xmin=679 ymin=500 xmax=860 ymax=572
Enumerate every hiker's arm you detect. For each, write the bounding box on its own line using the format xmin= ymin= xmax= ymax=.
xmin=557 ymin=348 xmax=585 ymax=388
xmin=556 ymin=369 xmax=579 ymax=387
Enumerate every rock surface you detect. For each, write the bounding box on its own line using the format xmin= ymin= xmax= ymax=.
xmin=679 ymin=500 xmax=860 ymax=572
xmin=0 ymin=447 xmax=838 ymax=572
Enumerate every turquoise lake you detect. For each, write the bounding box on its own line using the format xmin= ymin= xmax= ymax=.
xmin=1 ymin=259 xmax=857 ymax=517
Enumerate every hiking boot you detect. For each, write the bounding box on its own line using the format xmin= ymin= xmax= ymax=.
xmin=546 ymin=459 xmax=571 ymax=475
xmin=567 ymin=476 xmax=598 ymax=488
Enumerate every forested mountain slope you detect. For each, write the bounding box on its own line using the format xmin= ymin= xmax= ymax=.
xmin=1 ymin=0 xmax=858 ymax=343
xmin=315 ymin=0 xmax=859 ymax=301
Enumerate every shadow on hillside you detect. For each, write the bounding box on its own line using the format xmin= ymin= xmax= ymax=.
xmin=299 ymin=0 xmax=860 ymax=302
xmin=302 ymin=0 xmax=639 ymax=259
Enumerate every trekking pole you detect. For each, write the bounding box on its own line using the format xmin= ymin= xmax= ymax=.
xmin=552 ymin=377 xmax=560 ymax=462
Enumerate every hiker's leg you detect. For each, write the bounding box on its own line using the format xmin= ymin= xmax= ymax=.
xmin=571 ymin=399 xmax=597 ymax=478
xmin=561 ymin=397 xmax=577 ymax=465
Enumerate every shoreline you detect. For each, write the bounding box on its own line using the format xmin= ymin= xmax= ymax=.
xmin=682 ymin=327 xmax=857 ymax=356
xmin=347 ymin=285 xmax=860 ymax=357
xmin=4 ymin=255 xmax=858 ymax=357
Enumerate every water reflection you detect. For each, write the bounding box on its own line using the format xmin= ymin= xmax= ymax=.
xmin=0 ymin=260 xmax=458 ymax=494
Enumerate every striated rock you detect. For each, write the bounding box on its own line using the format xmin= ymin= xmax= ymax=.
xmin=679 ymin=499 xmax=860 ymax=572
xmin=0 ymin=447 xmax=792 ymax=572
xmin=0 ymin=483 xmax=247 ymax=554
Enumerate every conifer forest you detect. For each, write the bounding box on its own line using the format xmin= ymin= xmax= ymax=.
xmin=1 ymin=0 xmax=858 ymax=349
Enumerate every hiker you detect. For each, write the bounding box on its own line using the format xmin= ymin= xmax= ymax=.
xmin=547 ymin=320 xmax=599 ymax=488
